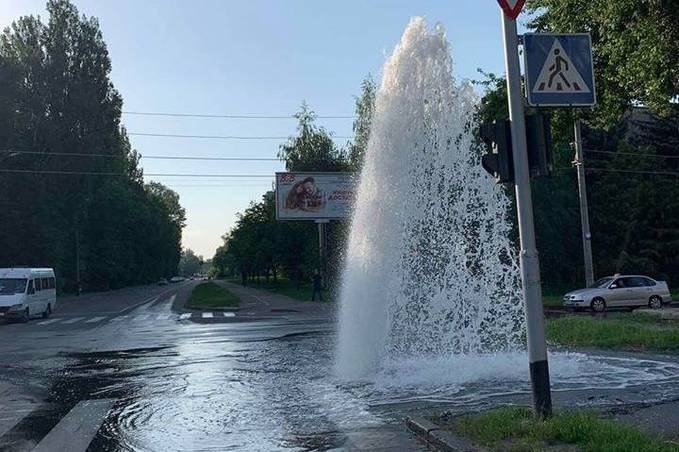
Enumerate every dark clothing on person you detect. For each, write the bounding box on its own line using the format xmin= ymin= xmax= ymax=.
xmin=312 ymin=274 xmax=322 ymax=301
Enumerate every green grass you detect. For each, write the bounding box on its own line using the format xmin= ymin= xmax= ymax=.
xmin=186 ymin=282 xmax=239 ymax=309
xmin=542 ymin=293 xmax=564 ymax=308
xmin=440 ymin=406 xmax=678 ymax=452
xmin=226 ymin=277 xmax=330 ymax=302
xmin=546 ymin=312 xmax=679 ymax=353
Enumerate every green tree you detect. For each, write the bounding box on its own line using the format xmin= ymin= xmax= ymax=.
xmin=527 ymin=0 xmax=679 ymax=125
xmin=347 ymin=74 xmax=376 ymax=171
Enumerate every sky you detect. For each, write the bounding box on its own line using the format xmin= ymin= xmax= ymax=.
xmin=1 ymin=0 xmax=522 ymax=258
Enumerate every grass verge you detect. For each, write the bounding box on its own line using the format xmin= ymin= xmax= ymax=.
xmin=546 ymin=312 xmax=679 ymax=353
xmin=226 ymin=278 xmax=326 ymax=302
xmin=439 ymin=406 xmax=678 ymax=452
xmin=186 ymin=282 xmax=239 ymax=309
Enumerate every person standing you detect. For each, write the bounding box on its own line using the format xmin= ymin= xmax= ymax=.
xmin=311 ymin=271 xmax=322 ymax=302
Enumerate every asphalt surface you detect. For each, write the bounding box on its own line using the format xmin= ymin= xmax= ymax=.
xmin=0 ymin=281 xmax=424 ymax=452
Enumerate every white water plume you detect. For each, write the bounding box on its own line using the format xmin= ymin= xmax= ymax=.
xmin=336 ymin=17 xmax=524 ymax=379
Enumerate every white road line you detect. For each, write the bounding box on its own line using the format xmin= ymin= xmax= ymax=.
xmin=179 ymin=313 xmax=191 ymax=320
xmin=221 ymin=312 xmax=236 ymax=318
xmin=156 ymin=314 xmax=170 ymax=320
xmin=133 ymin=315 xmax=150 ymax=321
xmin=202 ymin=312 xmax=213 ymax=318
xmin=36 ymin=318 xmax=60 ymax=325
xmin=109 ymin=316 xmax=127 ymax=322
xmin=61 ymin=317 xmax=85 ymax=324
xmin=0 ymin=408 xmax=32 ymax=437
xmin=32 ymin=398 xmax=116 ymax=452
xmin=85 ymin=316 xmax=106 ymax=324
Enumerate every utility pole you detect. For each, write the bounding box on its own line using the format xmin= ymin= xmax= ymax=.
xmin=573 ymin=119 xmax=595 ymax=287
xmin=501 ymin=11 xmax=552 ymax=418
xmin=316 ymin=220 xmax=329 ymax=289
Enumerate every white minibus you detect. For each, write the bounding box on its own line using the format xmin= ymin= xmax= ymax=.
xmin=0 ymin=268 xmax=57 ymax=322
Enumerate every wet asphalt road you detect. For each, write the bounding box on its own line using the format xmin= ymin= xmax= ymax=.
xmin=0 ymin=282 xmax=424 ymax=452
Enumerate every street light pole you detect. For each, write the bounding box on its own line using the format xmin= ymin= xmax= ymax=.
xmin=501 ymin=12 xmax=552 ymax=418
xmin=573 ymin=119 xmax=595 ymax=287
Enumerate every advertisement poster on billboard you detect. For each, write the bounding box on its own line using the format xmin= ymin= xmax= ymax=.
xmin=275 ymin=172 xmax=355 ymax=220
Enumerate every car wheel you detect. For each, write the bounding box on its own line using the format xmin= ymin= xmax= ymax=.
xmin=591 ymin=298 xmax=606 ymax=313
xmin=21 ymin=308 xmax=30 ymax=323
xmin=42 ymin=304 xmax=51 ymax=319
xmin=648 ymin=296 xmax=663 ymax=310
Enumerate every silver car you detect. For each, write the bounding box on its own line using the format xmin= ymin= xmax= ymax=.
xmin=562 ymin=275 xmax=672 ymax=313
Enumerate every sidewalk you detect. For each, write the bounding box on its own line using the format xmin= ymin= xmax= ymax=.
xmin=215 ymin=281 xmax=335 ymax=320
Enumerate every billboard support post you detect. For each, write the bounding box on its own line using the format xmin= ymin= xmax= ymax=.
xmin=315 ymin=219 xmax=329 ymax=290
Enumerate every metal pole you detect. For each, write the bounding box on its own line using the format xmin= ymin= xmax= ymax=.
xmin=501 ymin=12 xmax=552 ymax=418
xmin=573 ymin=119 xmax=595 ymax=287
xmin=316 ymin=220 xmax=328 ymax=290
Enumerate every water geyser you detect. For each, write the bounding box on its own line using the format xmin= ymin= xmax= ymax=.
xmin=336 ymin=17 xmax=525 ymax=380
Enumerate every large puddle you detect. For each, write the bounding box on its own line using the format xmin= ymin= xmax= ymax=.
xmin=30 ymin=329 xmax=679 ymax=451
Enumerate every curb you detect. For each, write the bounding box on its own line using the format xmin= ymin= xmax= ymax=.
xmin=184 ymin=306 xmax=241 ymax=312
xmin=406 ymin=416 xmax=482 ymax=452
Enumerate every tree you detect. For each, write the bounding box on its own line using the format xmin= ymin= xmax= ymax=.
xmin=179 ymin=249 xmax=203 ymax=277
xmin=278 ymin=103 xmax=348 ymax=171
xmin=527 ymin=0 xmax=679 ymax=125
xmin=347 ymin=74 xmax=376 ymax=171
xmin=0 ymin=0 xmax=184 ymax=292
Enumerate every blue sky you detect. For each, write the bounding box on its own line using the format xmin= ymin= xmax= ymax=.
xmin=1 ymin=1 xmax=521 ymax=257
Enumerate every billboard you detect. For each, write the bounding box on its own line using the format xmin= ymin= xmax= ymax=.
xmin=275 ymin=172 xmax=356 ymax=220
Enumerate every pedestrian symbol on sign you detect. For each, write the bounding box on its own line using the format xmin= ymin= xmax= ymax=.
xmin=533 ymin=39 xmax=590 ymax=94
xmin=524 ymin=33 xmax=595 ymax=106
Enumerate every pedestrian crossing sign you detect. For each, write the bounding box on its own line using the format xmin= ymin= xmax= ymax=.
xmin=523 ymin=33 xmax=596 ymax=107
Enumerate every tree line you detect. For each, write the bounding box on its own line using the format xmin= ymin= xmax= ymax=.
xmin=0 ymin=0 xmax=185 ymax=293
xmin=214 ymin=1 xmax=679 ymax=293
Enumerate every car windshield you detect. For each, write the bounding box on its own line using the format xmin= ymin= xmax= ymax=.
xmin=589 ymin=277 xmax=614 ymax=288
xmin=0 ymin=278 xmax=27 ymax=295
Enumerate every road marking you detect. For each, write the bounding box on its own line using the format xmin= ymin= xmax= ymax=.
xmin=221 ymin=312 xmax=236 ymax=318
xmin=179 ymin=313 xmax=191 ymax=320
xmin=0 ymin=408 xmax=32 ymax=437
xmin=37 ymin=318 xmax=60 ymax=325
xmin=155 ymin=314 xmax=171 ymax=320
xmin=32 ymin=398 xmax=116 ymax=452
xmin=85 ymin=316 xmax=106 ymax=324
xmin=133 ymin=315 xmax=150 ymax=321
xmin=202 ymin=312 xmax=213 ymax=318
xmin=110 ymin=315 xmax=128 ymax=322
xmin=61 ymin=317 xmax=85 ymax=324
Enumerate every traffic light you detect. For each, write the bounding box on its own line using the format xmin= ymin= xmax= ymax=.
xmin=480 ymin=120 xmax=514 ymax=184
xmin=480 ymin=113 xmax=552 ymax=184
xmin=525 ymin=113 xmax=552 ymax=178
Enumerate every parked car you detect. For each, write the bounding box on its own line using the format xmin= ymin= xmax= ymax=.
xmin=0 ymin=267 xmax=57 ymax=322
xmin=157 ymin=278 xmax=169 ymax=286
xmin=563 ymin=275 xmax=672 ymax=313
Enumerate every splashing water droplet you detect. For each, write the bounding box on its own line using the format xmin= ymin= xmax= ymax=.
xmin=336 ymin=17 xmax=524 ymax=380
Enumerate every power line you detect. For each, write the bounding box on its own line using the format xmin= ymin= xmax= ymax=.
xmin=585 ymin=149 xmax=679 ymax=159
xmin=0 ymin=169 xmax=274 ymax=178
xmin=0 ymin=150 xmax=280 ymax=162
xmin=128 ymin=132 xmax=353 ymax=140
xmin=122 ymin=111 xmax=355 ymax=119
xmin=555 ymin=166 xmax=679 ymax=177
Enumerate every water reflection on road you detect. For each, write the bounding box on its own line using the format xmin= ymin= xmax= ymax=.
xmin=30 ymin=317 xmax=678 ymax=451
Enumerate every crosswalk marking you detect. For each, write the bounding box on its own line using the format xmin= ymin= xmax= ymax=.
xmin=61 ymin=317 xmax=85 ymax=324
xmin=0 ymin=408 xmax=33 ymax=437
xmin=32 ymin=312 xmax=237 ymax=326
xmin=32 ymin=399 xmax=115 ymax=452
xmin=85 ymin=316 xmax=106 ymax=324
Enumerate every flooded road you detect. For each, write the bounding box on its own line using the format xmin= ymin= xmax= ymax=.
xmin=1 ymin=282 xmax=679 ymax=451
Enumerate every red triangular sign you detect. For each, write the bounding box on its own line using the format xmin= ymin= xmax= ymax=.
xmin=497 ymin=0 xmax=526 ymax=19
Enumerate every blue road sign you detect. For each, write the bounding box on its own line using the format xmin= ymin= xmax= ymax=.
xmin=523 ymin=33 xmax=595 ymax=107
